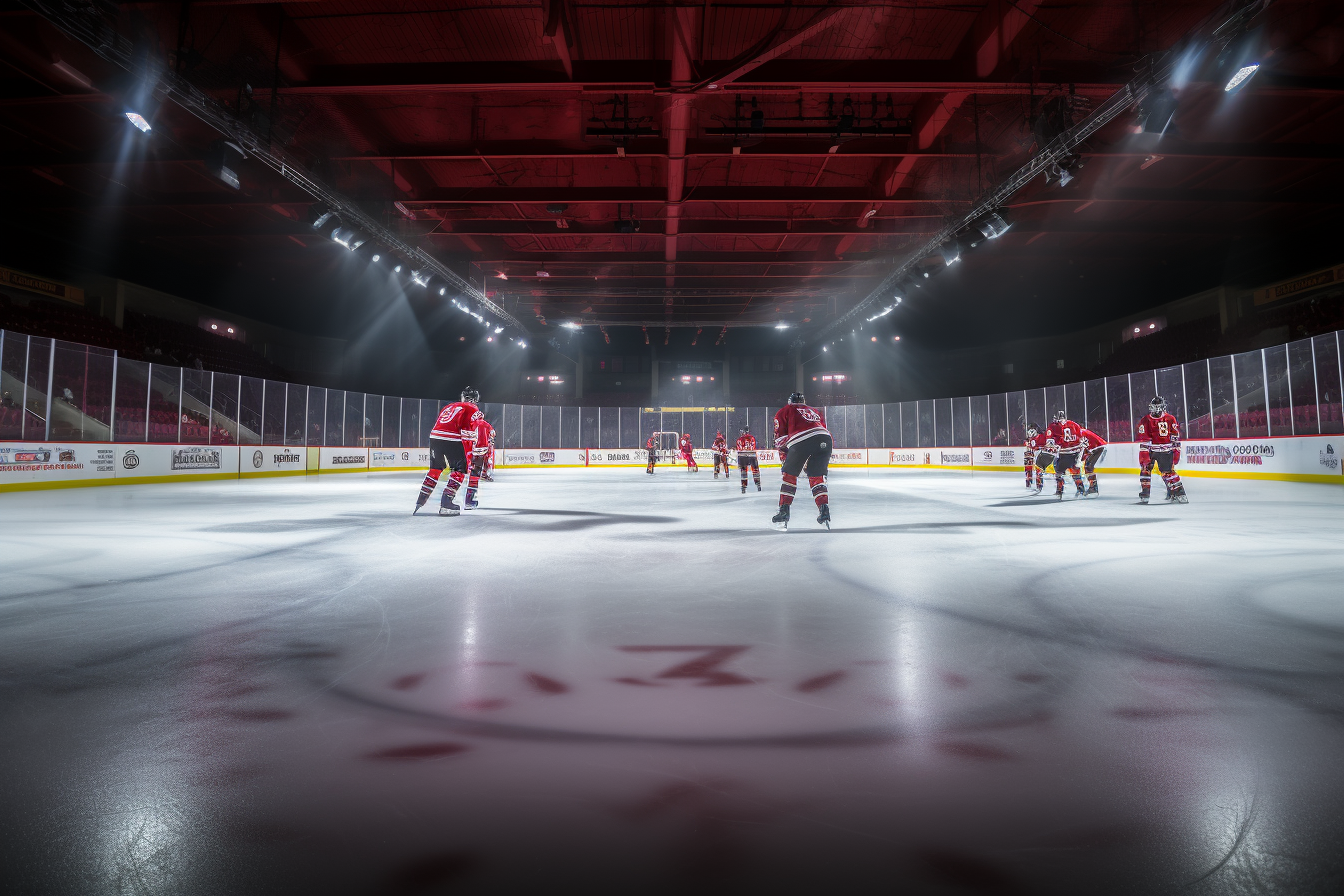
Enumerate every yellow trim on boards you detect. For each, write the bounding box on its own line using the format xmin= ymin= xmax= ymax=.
xmin=0 ymin=472 xmax=236 ymax=493
xmin=239 ymin=469 xmax=309 ymax=479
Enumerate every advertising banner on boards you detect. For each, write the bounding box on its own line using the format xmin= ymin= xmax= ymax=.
xmin=370 ymin=448 xmax=430 ymax=470
xmin=0 ymin=443 xmax=116 ymax=488
xmin=319 ymin=447 xmax=369 ymax=472
xmin=116 ymin=444 xmax=240 ymax=480
xmin=241 ymin=445 xmax=308 ymax=476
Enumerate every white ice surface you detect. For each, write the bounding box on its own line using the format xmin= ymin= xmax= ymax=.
xmin=1 ymin=468 xmax=1343 ymax=895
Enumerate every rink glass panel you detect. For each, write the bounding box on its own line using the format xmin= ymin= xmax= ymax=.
xmin=1183 ymin=361 xmax=1213 ymax=439
xmin=901 ymin=401 xmax=918 ymax=447
xmin=343 ymin=391 xmax=365 ymax=447
xmin=849 ymin=404 xmax=868 ymax=447
xmin=866 ymin=404 xmax=884 ymax=448
xmin=0 ymin=331 xmax=27 ymax=439
xmin=687 ymin=410 xmax=707 ymax=448
xmin=1006 ymin=392 xmax=1025 ymax=444
xmin=498 ymin=404 xmax=520 ymax=448
xmin=1287 ymin=339 xmax=1318 ymax=434
xmin=824 ymin=406 xmax=844 ymax=447
xmin=262 ymin=380 xmax=286 ymax=444
xmin=181 ymin=369 xmax=211 ymax=444
xmin=596 ymin=407 xmax=617 ymax=448
xmin=420 ymin=399 xmax=440 ymax=447
xmin=380 ymin=395 xmax=400 ymax=449
xmin=24 ymin=337 xmax=52 ymax=440
xmin=1084 ymin=380 xmax=1107 ymax=440
xmin=952 ymin=397 xmax=970 ymax=447
xmin=114 ymin=357 xmax=150 ymax=442
xmin=988 ymin=394 xmax=1008 ymax=446
xmin=1312 ymin=333 xmax=1342 ymax=434
xmin=639 ymin=410 xmax=661 ymax=446
xmin=282 ymin=383 xmax=305 ymax=446
xmin=883 ymin=403 xmax=902 ymax=448
xmin=917 ymin=401 xmax=934 ymax=448
xmin=304 ymin=386 xmax=324 ymax=447
xmin=1105 ymin=376 xmax=1131 ymax=441
xmin=400 ymin=397 xmax=420 ymax=448
xmin=619 ymin=407 xmax=640 ymax=448
xmin=363 ymin=393 xmax=382 ymax=448
xmin=578 ymin=407 xmax=597 ymax=448
xmin=747 ymin=407 xmax=770 ymax=443
xmin=933 ymin=399 xmax=951 ymax=447
xmin=1045 ymin=385 xmax=1066 ymax=423
xmin=324 ymin=389 xmax=344 ymax=446
xmin=1262 ymin=346 xmax=1291 ymax=437
xmin=1064 ymin=382 xmax=1085 ymax=426
xmin=1208 ymin=356 xmax=1237 ymax=438
xmin=521 ymin=404 xmax=541 ymax=448
xmin=149 ymin=364 xmax=182 ymax=443
xmin=1231 ymin=351 xmax=1269 ymax=438
xmin=212 ymin=373 xmax=240 ymax=445
xmin=727 ymin=407 xmax=748 ymax=443
xmin=1025 ymin=389 xmax=1045 ymax=433
xmin=237 ymin=377 xmax=262 ymax=446
xmin=1129 ymin=370 xmax=1157 ymax=439
xmin=562 ymin=406 xmax=581 ymax=448
xmin=49 ymin=340 xmax=113 ymax=442
xmin=541 ymin=405 xmax=560 ymax=448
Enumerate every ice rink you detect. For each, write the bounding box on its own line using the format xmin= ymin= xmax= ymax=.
xmin=3 ymin=467 xmax=1344 ymax=895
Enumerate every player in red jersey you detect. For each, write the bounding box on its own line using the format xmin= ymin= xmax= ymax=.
xmin=645 ymin=433 xmax=658 ymax=475
xmin=481 ymin=423 xmax=496 ymax=481
xmin=1024 ymin=423 xmax=1053 ymax=495
xmin=1078 ymin=426 xmax=1108 ymax=497
xmin=415 ymin=387 xmax=482 ymax=516
xmin=1136 ymin=395 xmax=1187 ymax=503
xmin=711 ymin=431 xmax=730 ymax=479
xmin=772 ymin=392 xmax=832 ymax=528
xmin=735 ymin=427 xmax=762 ymax=493
xmin=679 ymin=433 xmax=699 ymax=472
xmin=465 ymin=415 xmax=494 ymax=508
xmin=1046 ymin=410 xmax=1087 ymax=499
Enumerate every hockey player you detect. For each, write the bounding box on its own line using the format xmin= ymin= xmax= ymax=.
xmin=480 ymin=422 xmax=497 ymax=482
xmin=646 ymin=433 xmax=658 ymax=475
xmin=712 ymin=431 xmax=730 ymax=479
xmin=415 ymin=387 xmax=482 ymax=516
xmin=1078 ymin=426 xmax=1108 ymax=497
xmin=771 ymin=392 xmax=832 ymax=529
xmin=464 ymin=415 xmax=494 ymax=509
xmin=679 ymin=433 xmax=699 ymax=472
xmin=1136 ymin=395 xmax=1187 ymax=503
xmin=1046 ymin=410 xmax=1087 ymax=499
xmin=1024 ymin=423 xmax=1053 ymax=494
xmin=735 ymin=427 xmax=762 ymax=493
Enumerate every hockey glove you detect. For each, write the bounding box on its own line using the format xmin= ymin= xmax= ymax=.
xmin=1172 ymin=447 xmax=1181 ymax=465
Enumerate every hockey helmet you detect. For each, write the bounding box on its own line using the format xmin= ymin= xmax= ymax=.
xmin=1026 ymin=424 xmax=1039 ymax=438
xmin=1149 ymin=395 xmax=1167 ymax=416
xmin=740 ymin=426 xmax=749 ymax=434
xmin=683 ymin=432 xmax=690 ymax=438
xmin=1053 ymin=409 xmax=1067 ymax=423
xmin=461 ymin=386 xmax=480 ymax=404
xmin=787 ymin=391 xmax=805 ymax=404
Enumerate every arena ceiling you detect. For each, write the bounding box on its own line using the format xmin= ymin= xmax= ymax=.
xmin=2 ymin=0 xmax=1343 ymax=345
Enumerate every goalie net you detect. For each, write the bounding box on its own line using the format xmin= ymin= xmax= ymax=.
xmin=650 ymin=431 xmax=682 ymax=463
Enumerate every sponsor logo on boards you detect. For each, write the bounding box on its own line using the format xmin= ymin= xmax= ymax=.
xmin=171 ymin=448 xmax=222 ymax=471
xmin=401 ymin=451 xmax=410 ymax=461
xmin=1185 ymin=444 xmax=1274 ymax=466
xmin=12 ymin=450 xmax=52 ymax=463
xmin=941 ymin=452 xmax=971 ymax=465
xmin=252 ymin=450 xmax=264 ymax=469
xmin=507 ymin=452 xmax=537 ymax=464
xmin=58 ymin=449 xmax=75 ymax=462
xmin=331 ymin=455 xmax=365 ymax=465
xmin=1322 ymin=443 xmax=1340 ymax=471
xmin=371 ymin=450 xmax=396 ymax=463
xmin=121 ymin=450 xmax=140 ymax=470
xmin=274 ymin=450 xmax=302 ymax=465
xmin=540 ymin=451 xmax=556 ymax=463
xmin=888 ymin=451 xmax=918 ymax=464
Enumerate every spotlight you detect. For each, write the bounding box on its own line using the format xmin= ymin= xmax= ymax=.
xmin=394 ymin=264 xmax=403 ymax=273
xmin=518 ymin=340 xmax=527 ymax=348
xmin=774 ymin=322 xmax=789 ymax=330
xmin=494 ymin=327 xmax=504 ymax=334
xmin=1134 ymin=89 xmax=1179 ymax=136
xmin=561 ymin=322 xmax=582 ymax=330
xmin=487 ymin=336 xmax=494 ymax=342
xmin=969 ymin=211 xmax=1011 ymax=245
xmin=372 ymin=254 xmax=381 ymax=262
xmin=1224 ymin=63 xmax=1259 ymax=92
xmin=311 ymin=208 xmax=336 ymax=231
xmin=124 ymin=111 xmax=152 ymax=133
xmin=938 ymin=242 xmax=961 ymax=266
xmin=822 ymin=346 xmax=828 ymax=352
xmin=410 ymin=271 xmax=429 ymax=286
xmin=331 ymin=227 xmax=366 ymax=250
xmin=205 ymin=140 xmax=245 ymax=189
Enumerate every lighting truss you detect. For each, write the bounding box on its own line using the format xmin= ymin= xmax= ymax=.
xmin=22 ymin=0 xmax=526 ymax=334
xmin=806 ymin=0 xmax=1273 ymax=345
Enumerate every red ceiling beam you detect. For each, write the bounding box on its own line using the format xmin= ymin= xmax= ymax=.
xmin=695 ymin=4 xmax=857 ymax=90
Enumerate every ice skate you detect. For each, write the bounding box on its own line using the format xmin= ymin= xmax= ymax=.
xmin=771 ymin=504 xmax=790 ymax=529
xmin=756 ymin=484 xmax=762 ymax=492
xmin=1030 ymin=484 xmax=1043 ymax=495
xmin=439 ymin=496 xmax=461 ymax=516
xmin=817 ymin=505 xmax=831 ymax=529
xmin=1167 ymin=485 xmax=1188 ymax=504
xmin=1086 ymin=483 xmax=1099 ymax=498
xmin=741 ymin=486 xmax=746 ymax=494
xmin=1138 ymin=489 xmax=1150 ymax=504
xmin=481 ymin=473 xmax=494 ymax=482
xmin=413 ymin=499 xmax=426 ymax=515
xmin=1075 ymin=485 xmax=1086 ymax=498
xmin=464 ymin=495 xmax=479 ymax=511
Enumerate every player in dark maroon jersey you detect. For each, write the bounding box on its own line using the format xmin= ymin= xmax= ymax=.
xmin=1078 ymin=426 xmax=1107 ymax=497
xmin=1024 ymin=424 xmax=1053 ymax=495
xmin=679 ymin=433 xmax=699 ymax=472
xmin=735 ymin=427 xmax=761 ymax=493
xmin=645 ymin=433 xmax=657 ymax=475
xmin=711 ymin=431 xmax=730 ymax=479
xmin=1046 ymin=410 xmax=1087 ymax=499
xmin=1136 ymin=395 xmax=1187 ymax=503
xmin=414 ymin=387 xmax=482 ymax=516
xmin=772 ymin=392 xmax=832 ymax=528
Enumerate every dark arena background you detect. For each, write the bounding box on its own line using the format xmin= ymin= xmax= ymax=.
xmin=4 ymin=0 xmax=1344 ymax=893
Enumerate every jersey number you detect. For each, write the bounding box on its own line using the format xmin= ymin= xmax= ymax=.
xmin=1157 ymin=421 xmax=1169 ymax=436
